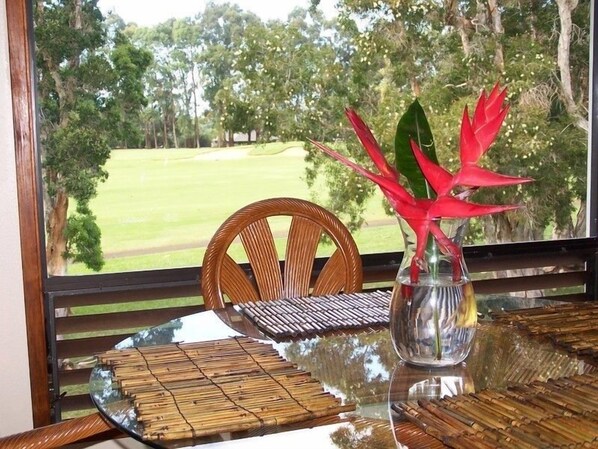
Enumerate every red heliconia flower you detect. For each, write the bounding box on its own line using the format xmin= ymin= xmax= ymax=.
xmin=466 ymin=83 xmax=509 ymax=164
xmin=409 ymin=85 xmax=533 ymax=197
xmin=344 ymin=108 xmax=399 ymax=181
xmin=308 ymin=138 xmax=416 ymax=207
xmin=310 ymin=84 xmax=533 ymax=283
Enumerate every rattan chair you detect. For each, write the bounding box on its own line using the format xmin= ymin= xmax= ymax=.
xmin=0 ymin=412 xmax=113 ymax=448
xmin=201 ymin=197 xmax=363 ymax=310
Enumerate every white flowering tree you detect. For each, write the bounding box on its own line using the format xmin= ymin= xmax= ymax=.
xmin=307 ymin=0 xmax=590 ymax=244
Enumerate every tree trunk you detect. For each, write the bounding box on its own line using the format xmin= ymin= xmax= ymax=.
xmin=554 ymin=200 xmax=586 ymax=238
xmin=169 ymin=90 xmax=179 ymax=148
xmin=171 ymin=100 xmax=179 ymax=149
xmin=410 ymin=78 xmax=420 ymax=97
xmin=152 ymin=121 xmax=158 ymax=149
xmin=122 ymin=123 xmax=128 ymax=149
xmin=458 ymin=25 xmax=472 ymax=58
xmin=144 ymin=122 xmax=151 ymax=148
xmin=484 ymin=214 xmax=545 ymax=297
xmin=46 ymin=189 xmax=69 ymax=276
xmin=574 ymin=201 xmax=586 ymax=236
xmin=162 ymin=113 xmax=168 ymax=148
xmin=444 ymin=0 xmax=473 ymax=57
xmin=37 ymin=0 xmax=80 ymax=275
xmin=191 ymin=68 xmax=200 ymax=148
xmin=72 ymin=0 xmax=82 ymax=28
xmin=555 ymin=0 xmax=588 ymax=131
xmin=485 ymin=0 xmax=505 ymax=71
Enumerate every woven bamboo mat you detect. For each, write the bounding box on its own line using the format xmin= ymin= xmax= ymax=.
xmin=393 ymin=421 xmax=449 ymax=449
xmin=491 ymin=302 xmax=598 ymax=362
xmin=99 ymin=336 xmax=355 ymax=441
xmin=394 ymin=372 xmax=598 ymax=449
xmin=237 ymin=290 xmax=390 ymax=338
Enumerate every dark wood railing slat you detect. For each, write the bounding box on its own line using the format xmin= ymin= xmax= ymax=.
xmin=57 ymin=334 xmax=134 ymax=359
xmin=55 ymin=305 xmax=203 ymax=334
xmin=59 ymin=368 xmax=93 ymax=386
xmin=60 ymin=394 xmax=95 ymax=414
xmin=472 ymin=271 xmax=587 ymax=294
xmin=48 ymin=239 xmax=598 ymax=420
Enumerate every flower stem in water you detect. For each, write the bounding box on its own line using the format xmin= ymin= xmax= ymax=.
xmin=433 ymin=294 xmax=442 ymax=360
xmin=429 ymin=238 xmax=442 ymax=361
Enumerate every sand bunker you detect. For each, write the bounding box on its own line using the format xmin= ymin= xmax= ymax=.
xmin=195 ymin=148 xmax=250 ymax=160
xmin=195 ymin=146 xmax=307 ymax=160
xmin=281 ymin=146 xmax=307 ymax=157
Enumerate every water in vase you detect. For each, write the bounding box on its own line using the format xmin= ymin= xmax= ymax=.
xmin=389 ymin=274 xmax=477 ymax=367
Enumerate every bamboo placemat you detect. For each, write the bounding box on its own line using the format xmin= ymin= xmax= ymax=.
xmin=392 ymin=421 xmax=449 ymax=449
xmin=237 ymin=290 xmax=390 ymax=338
xmin=99 ymin=336 xmax=355 ymax=441
xmin=394 ymin=372 xmax=598 ymax=449
xmin=491 ymin=301 xmax=598 ymax=362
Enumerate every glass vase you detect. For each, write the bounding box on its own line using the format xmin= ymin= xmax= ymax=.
xmin=389 ymin=216 xmax=477 ymax=367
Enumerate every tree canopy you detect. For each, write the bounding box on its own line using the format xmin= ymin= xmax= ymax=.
xmin=35 ymin=0 xmax=152 ymax=274
xmin=35 ymin=0 xmax=590 ymax=272
xmin=306 ymin=0 xmax=589 ymax=244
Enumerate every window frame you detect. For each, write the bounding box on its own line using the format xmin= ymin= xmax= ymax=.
xmin=7 ymin=0 xmax=598 ymax=424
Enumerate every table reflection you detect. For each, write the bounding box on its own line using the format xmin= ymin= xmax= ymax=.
xmin=388 ymin=363 xmax=474 ymax=405
xmin=387 ymin=363 xmax=473 ymax=449
xmin=91 ymin=303 xmax=596 ymax=448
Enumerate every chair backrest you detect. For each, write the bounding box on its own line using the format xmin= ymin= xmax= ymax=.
xmin=201 ymin=197 xmax=363 ymax=310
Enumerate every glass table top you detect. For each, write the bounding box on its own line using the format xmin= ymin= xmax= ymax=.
xmin=90 ymin=297 xmax=597 ymax=448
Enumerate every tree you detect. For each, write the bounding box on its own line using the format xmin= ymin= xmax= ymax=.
xmin=129 ymin=5 xmax=356 ymax=149
xmin=235 ymin=8 xmax=356 ymax=143
xmin=106 ymin=31 xmax=153 ymax=149
xmin=306 ymin=0 xmax=590 ymax=247
xmin=35 ymin=0 xmax=150 ymax=274
xmin=172 ymin=17 xmax=205 ymax=148
xmin=197 ymin=2 xmax=261 ymax=146
xmin=131 ymin=18 xmax=197 ymax=149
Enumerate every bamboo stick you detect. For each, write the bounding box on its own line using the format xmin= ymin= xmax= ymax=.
xmin=236 ymin=291 xmax=391 ymax=338
xmin=491 ymin=302 xmax=598 ymax=360
xmin=394 ymin=372 xmax=598 ymax=449
xmin=100 ymin=336 xmax=356 ymax=441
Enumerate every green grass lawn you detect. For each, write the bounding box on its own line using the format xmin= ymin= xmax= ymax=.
xmin=69 ymin=142 xmax=400 ymax=275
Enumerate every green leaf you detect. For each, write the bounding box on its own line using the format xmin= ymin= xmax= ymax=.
xmin=394 ymin=99 xmax=438 ymax=199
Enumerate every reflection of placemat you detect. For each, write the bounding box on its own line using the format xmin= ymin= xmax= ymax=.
xmin=392 ymin=421 xmax=448 ymax=449
xmin=237 ymin=291 xmax=390 ymax=338
xmin=491 ymin=302 xmax=598 ymax=361
xmin=395 ymin=373 xmax=598 ymax=449
xmin=99 ymin=337 xmax=355 ymax=441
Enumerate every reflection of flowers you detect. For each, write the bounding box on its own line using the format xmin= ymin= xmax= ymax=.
xmin=310 ymin=84 xmax=532 ymax=283
xmin=329 ymin=418 xmax=396 ymax=449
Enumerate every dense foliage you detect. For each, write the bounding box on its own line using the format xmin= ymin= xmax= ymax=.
xmin=34 ymin=0 xmax=590 ymax=272
xmin=35 ymin=0 xmax=151 ymax=274
xmin=305 ymin=0 xmax=589 ymax=246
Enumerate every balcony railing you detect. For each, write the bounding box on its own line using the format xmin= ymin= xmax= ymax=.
xmin=46 ymin=237 xmax=598 ymax=420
